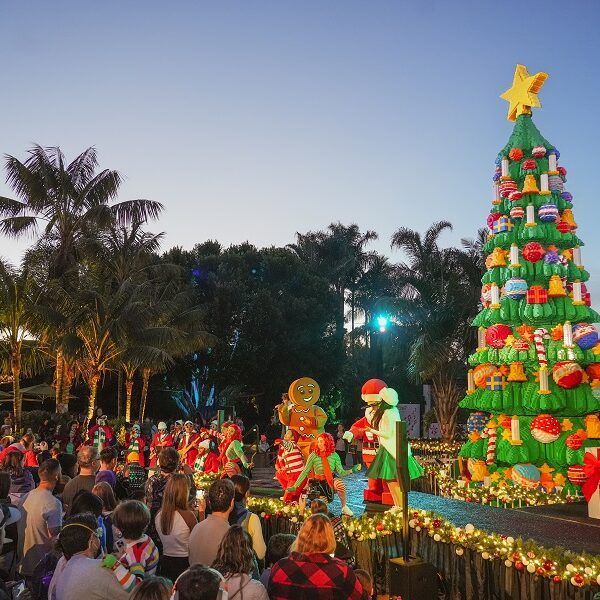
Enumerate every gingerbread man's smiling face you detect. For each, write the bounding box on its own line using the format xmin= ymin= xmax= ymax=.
xmin=288 ymin=377 xmax=320 ymax=407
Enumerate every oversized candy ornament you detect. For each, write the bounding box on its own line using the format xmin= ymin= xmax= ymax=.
xmin=508 ymin=148 xmax=523 ymax=161
xmin=565 ymin=434 xmax=583 ymax=450
xmin=485 ymin=324 xmax=512 ymax=348
xmin=481 ymin=283 xmax=493 ymax=306
xmin=473 ymin=363 xmax=497 ymax=389
xmin=538 ymin=203 xmax=559 ymax=223
xmin=466 ymin=412 xmax=489 ymax=435
xmin=522 ymin=242 xmax=545 ymax=263
xmin=544 ymin=249 xmax=559 ymax=264
xmin=504 ymin=278 xmax=528 ymax=300
xmin=572 ymin=323 xmax=598 ymax=350
xmin=510 ymin=206 xmax=525 ymax=219
xmin=552 ymin=361 xmax=584 ymax=389
xmin=512 ymin=463 xmax=541 ymax=489
xmin=585 ymin=363 xmax=600 ymax=382
xmin=530 ymin=414 xmax=561 ymax=444
xmin=567 ymin=464 xmax=587 ymax=486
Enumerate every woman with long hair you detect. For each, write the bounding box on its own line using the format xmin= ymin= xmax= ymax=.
xmin=1 ymin=450 xmax=34 ymax=505
xmin=155 ymin=473 xmax=197 ymax=581
xmin=212 ymin=525 xmax=267 ymax=600
xmin=286 ymin=433 xmax=361 ymax=516
xmin=268 ymin=514 xmax=367 ymax=600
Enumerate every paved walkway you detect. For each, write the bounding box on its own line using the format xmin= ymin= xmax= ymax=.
xmin=252 ymin=467 xmax=600 ymax=555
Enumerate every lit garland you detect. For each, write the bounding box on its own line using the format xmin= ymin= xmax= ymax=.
xmin=410 ymin=439 xmax=463 ymax=455
xmin=246 ymin=496 xmax=600 ymax=588
xmin=193 ymin=472 xmax=219 ymax=488
xmin=424 ymin=464 xmax=578 ymax=508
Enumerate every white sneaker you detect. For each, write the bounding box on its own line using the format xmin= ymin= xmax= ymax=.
xmin=341 ymin=505 xmax=354 ymax=517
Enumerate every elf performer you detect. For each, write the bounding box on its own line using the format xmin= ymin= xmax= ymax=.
xmin=287 ymin=432 xmax=361 ymax=516
xmin=274 ymin=429 xmax=306 ymax=502
xmin=193 ymin=430 xmax=220 ymax=474
xmin=87 ymin=416 xmax=115 ymax=452
xmin=360 ymin=378 xmax=423 ymax=507
xmin=149 ymin=422 xmax=174 ymax=469
xmin=220 ymin=424 xmax=252 ymax=478
xmin=177 ymin=421 xmax=200 ymax=469
xmin=125 ymin=424 xmax=147 ymax=468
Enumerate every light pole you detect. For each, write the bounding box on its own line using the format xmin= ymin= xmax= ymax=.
xmin=372 ymin=315 xmax=389 ymax=378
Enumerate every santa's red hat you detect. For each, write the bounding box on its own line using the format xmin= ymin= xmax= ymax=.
xmin=361 ymin=379 xmax=387 ymax=395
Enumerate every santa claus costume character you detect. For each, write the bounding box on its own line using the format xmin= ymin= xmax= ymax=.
xmin=220 ymin=424 xmax=251 ymax=478
xmin=177 ymin=421 xmax=200 ymax=468
xmin=87 ymin=416 xmax=115 ymax=452
xmin=149 ymin=422 xmax=174 ymax=469
xmin=287 ymin=432 xmax=361 ymax=516
xmin=274 ymin=429 xmax=306 ymax=502
xmin=362 ymin=379 xmax=423 ymax=506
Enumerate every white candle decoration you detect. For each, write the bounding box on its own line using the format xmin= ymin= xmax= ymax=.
xmin=467 ymin=370 xmax=475 ymax=394
xmin=573 ymin=281 xmax=583 ymax=303
xmin=526 ymin=204 xmax=535 ymax=226
xmin=540 ymin=173 xmax=549 ymax=194
xmin=539 ymin=366 xmax=550 ymax=394
xmin=511 ymin=415 xmax=521 ymax=442
xmin=573 ymin=246 xmax=582 ymax=267
xmin=509 ymin=244 xmax=520 ymax=267
xmin=491 ymin=283 xmax=500 ymax=307
xmin=549 ymin=153 xmax=557 ymax=172
xmin=501 ymin=158 xmax=509 ymax=177
xmin=493 ymin=182 xmax=500 ymax=204
xmin=478 ymin=327 xmax=487 ymax=349
xmin=563 ymin=321 xmax=573 ymax=347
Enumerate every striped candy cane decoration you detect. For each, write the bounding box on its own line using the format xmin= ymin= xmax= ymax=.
xmin=533 ymin=328 xmax=549 ymax=366
xmin=486 ymin=427 xmax=497 ymax=465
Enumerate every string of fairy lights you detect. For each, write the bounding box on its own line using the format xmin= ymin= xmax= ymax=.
xmin=245 ymin=496 xmax=600 ymax=589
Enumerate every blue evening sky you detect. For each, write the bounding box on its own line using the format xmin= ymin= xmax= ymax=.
xmin=1 ymin=1 xmax=599 ymax=300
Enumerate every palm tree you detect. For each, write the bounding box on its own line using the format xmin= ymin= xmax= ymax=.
xmin=0 ymin=261 xmax=44 ymax=429
xmin=289 ymin=223 xmax=378 ymax=349
xmin=390 ymin=221 xmax=480 ymax=442
xmin=0 ymin=145 xmax=163 ymax=413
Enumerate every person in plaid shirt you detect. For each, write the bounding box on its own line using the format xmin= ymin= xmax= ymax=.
xmin=268 ymin=513 xmax=368 ymax=600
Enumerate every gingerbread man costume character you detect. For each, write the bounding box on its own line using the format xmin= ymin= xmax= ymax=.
xmin=277 ymin=377 xmax=328 ymax=459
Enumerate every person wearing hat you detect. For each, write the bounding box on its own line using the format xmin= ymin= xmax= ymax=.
xmin=177 ymin=422 xmax=200 ymax=469
xmin=172 ymin=420 xmax=184 ymax=449
xmin=125 ymin=424 xmax=147 ymax=468
xmin=149 ymin=422 xmax=174 ymax=470
xmin=359 ymin=378 xmax=423 ymax=507
xmin=87 ymin=416 xmax=115 ymax=452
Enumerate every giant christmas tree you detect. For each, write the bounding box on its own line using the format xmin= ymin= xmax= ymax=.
xmin=459 ymin=65 xmax=600 ymax=494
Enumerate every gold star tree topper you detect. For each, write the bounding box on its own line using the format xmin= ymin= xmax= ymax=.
xmin=500 ymin=64 xmax=549 ymax=121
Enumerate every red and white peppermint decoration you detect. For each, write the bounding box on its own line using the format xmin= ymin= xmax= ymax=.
xmin=532 ymin=146 xmax=546 ymax=158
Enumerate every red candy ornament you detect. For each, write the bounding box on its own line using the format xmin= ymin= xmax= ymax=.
xmin=485 ymin=324 xmax=512 ymax=349
xmin=521 ymin=158 xmax=537 ymax=170
xmin=556 ymin=220 xmax=571 ymax=234
xmin=567 ymin=464 xmax=587 ymax=486
xmin=530 ymin=414 xmax=561 ymax=443
xmin=552 ymin=361 xmax=584 ymax=389
xmin=509 ymin=148 xmax=523 ymax=161
xmin=522 ymin=242 xmax=545 ymax=262
xmin=566 ymin=434 xmax=583 ymax=450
